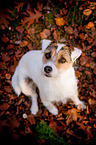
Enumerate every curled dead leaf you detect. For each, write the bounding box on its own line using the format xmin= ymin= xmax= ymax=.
xmin=49 ymin=121 xmax=57 ymax=132
xmin=53 ymin=30 xmax=60 ymax=41
xmin=40 ymin=29 xmax=51 ymax=39
xmin=83 ymin=9 xmax=92 ymax=16
xmin=15 ymin=26 xmax=24 ymax=33
xmin=20 ymin=40 xmax=28 ymax=47
xmin=1 ymin=53 xmax=10 ymax=62
xmin=27 ymin=115 xmax=35 ymax=125
xmin=4 ymin=85 xmax=12 ymax=93
xmin=80 ymin=55 xmax=89 ymax=66
xmin=1 ymin=36 xmax=9 ymax=43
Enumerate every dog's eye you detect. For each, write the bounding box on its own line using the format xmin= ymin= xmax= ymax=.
xmin=58 ymin=57 xmax=66 ymax=63
xmin=45 ymin=52 xmax=51 ymax=59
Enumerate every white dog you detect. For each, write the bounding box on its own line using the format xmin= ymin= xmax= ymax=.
xmin=12 ymin=39 xmax=85 ymax=115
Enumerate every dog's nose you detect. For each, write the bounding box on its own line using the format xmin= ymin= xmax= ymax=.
xmin=44 ymin=66 xmax=52 ymax=73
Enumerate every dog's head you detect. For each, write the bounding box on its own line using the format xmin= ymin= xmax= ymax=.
xmin=42 ymin=39 xmax=82 ymax=78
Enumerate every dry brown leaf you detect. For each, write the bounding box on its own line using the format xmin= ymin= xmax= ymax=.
xmin=0 ymin=103 xmax=10 ymax=111
xmin=0 ymin=12 xmax=11 ymax=28
xmin=4 ymin=86 xmax=12 ymax=93
xmin=1 ymin=53 xmax=10 ymax=62
xmin=15 ymin=25 xmax=24 ymax=33
xmin=15 ymin=2 xmax=25 ymax=12
xmin=91 ymin=52 xmax=96 ymax=57
xmin=53 ymin=30 xmax=60 ymax=41
xmin=5 ymin=74 xmax=11 ymax=80
xmin=27 ymin=115 xmax=35 ymax=125
xmin=83 ymin=9 xmax=92 ymax=16
xmin=80 ymin=55 xmax=89 ymax=66
xmin=49 ymin=121 xmax=57 ymax=132
xmin=21 ymin=9 xmax=42 ymax=27
xmin=75 ymin=71 xmax=81 ymax=78
xmin=1 ymin=36 xmax=9 ymax=43
xmin=19 ymin=40 xmax=28 ymax=47
xmin=40 ymin=29 xmax=51 ymax=39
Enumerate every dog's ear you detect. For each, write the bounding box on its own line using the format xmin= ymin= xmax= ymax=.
xmin=42 ymin=39 xmax=52 ymax=51
xmin=71 ymin=47 xmax=82 ymax=62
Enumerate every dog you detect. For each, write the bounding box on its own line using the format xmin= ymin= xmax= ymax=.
xmin=12 ymin=39 xmax=85 ymax=115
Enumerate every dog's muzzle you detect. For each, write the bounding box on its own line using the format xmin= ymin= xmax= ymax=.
xmin=44 ymin=66 xmax=52 ymax=77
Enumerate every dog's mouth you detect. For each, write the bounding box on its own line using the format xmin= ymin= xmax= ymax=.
xmin=44 ymin=74 xmax=52 ymax=77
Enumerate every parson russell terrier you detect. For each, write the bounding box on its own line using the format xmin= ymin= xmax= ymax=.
xmin=12 ymin=39 xmax=85 ymax=115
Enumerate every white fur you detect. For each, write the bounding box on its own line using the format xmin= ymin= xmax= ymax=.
xmin=12 ymin=39 xmax=85 ymax=115
xmin=56 ymin=43 xmax=66 ymax=53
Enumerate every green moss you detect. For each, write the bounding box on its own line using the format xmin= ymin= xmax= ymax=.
xmin=36 ymin=121 xmax=69 ymax=145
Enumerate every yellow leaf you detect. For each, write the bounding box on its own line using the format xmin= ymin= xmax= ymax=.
xmin=83 ymin=9 xmax=92 ymax=16
xmin=55 ymin=17 xmax=65 ymax=26
xmin=86 ymin=22 xmax=94 ymax=29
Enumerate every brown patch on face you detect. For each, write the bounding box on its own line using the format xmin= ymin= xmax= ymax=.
xmin=55 ymin=47 xmax=73 ymax=71
xmin=43 ymin=43 xmax=57 ymax=64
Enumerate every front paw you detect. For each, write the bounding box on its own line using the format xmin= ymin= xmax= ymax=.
xmin=81 ymin=101 xmax=86 ymax=109
xmin=77 ymin=101 xmax=86 ymax=110
xmin=49 ymin=107 xmax=58 ymax=115
xmin=30 ymin=105 xmax=38 ymax=115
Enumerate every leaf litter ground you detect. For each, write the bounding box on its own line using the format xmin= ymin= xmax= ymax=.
xmin=0 ymin=0 xmax=96 ymax=145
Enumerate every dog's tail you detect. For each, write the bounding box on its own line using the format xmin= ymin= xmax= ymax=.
xmin=11 ymin=66 xmax=21 ymax=96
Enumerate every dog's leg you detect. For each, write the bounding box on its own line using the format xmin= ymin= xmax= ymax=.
xmin=73 ymin=95 xmax=86 ymax=109
xmin=41 ymin=99 xmax=58 ymax=115
xmin=19 ymin=78 xmax=38 ymax=115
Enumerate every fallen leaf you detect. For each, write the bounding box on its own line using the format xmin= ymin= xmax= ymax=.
xmin=64 ymin=26 xmax=73 ymax=34
xmin=0 ymin=103 xmax=10 ymax=111
xmin=37 ymin=1 xmax=43 ymax=11
xmin=75 ymin=71 xmax=81 ymax=78
xmin=89 ymin=2 xmax=96 ymax=10
xmin=4 ymin=86 xmax=12 ymax=93
xmin=83 ymin=9 xmax=92 ymax=16
xmin=53 ymin=30 xmax=60 ymax=41
xmin=86 ymin=22 xmax=94 ymax=29
xmin=40 ymin=29 xmax=51 ymax=39
xmin=1 ymin=36 xmax=9 ymax=43
xmin=15 ymin=25 xmax=24 ymax=33
xmin=8 ymin=117 xmax=20 ymax=128
xmin=15 ymin=2 xmax=25 ymax=12
xmin=19 ymin=40 xmax=28 ymax=47
xmin=90 ymin=61 xmax=96 ymax=69
xmin=7 ymin=44 xmax=14 ymax=49
xmin=49 ymin=121 xmax=57 ymax=132
xmin=1 ymin=53 xmax=10 ymax=62
xmin=0 ymin=12 xmax=11 ymax=28
xmin=5 ymin=74 xmax=11 ymax=80
xmin=21 ymin=9 xmax=42 ymax=27
xmin=91 ymin=52 xmax=96 ymax=57
xmin=27 ymin=115 xmax=35 ymax=125
xmin=55 ymin=17 xmax=65 ymax=26
xmin=80 ymin=55 xmax=89 ymax=66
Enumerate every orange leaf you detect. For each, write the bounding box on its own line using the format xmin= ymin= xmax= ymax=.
xmin=83 ymin=9 xmax=92 ymax=16
xmin=86 ymin=22 xmax=94 ymax=29
xmin=0 ymin=12 xmax=10 ymax=28
xmin=15 ymin=25 xmax=24 ymax=33
xmin=21 ymin=9 xmax=42 ymax=27
xmin=55 ymin=17 xmax=65 ymax=26
xmin=15 ymin=2 xmax=25 ymax=12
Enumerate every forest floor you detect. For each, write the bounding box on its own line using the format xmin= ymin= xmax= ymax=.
xmin=0 ymin=0 xmax=96 ymax=145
